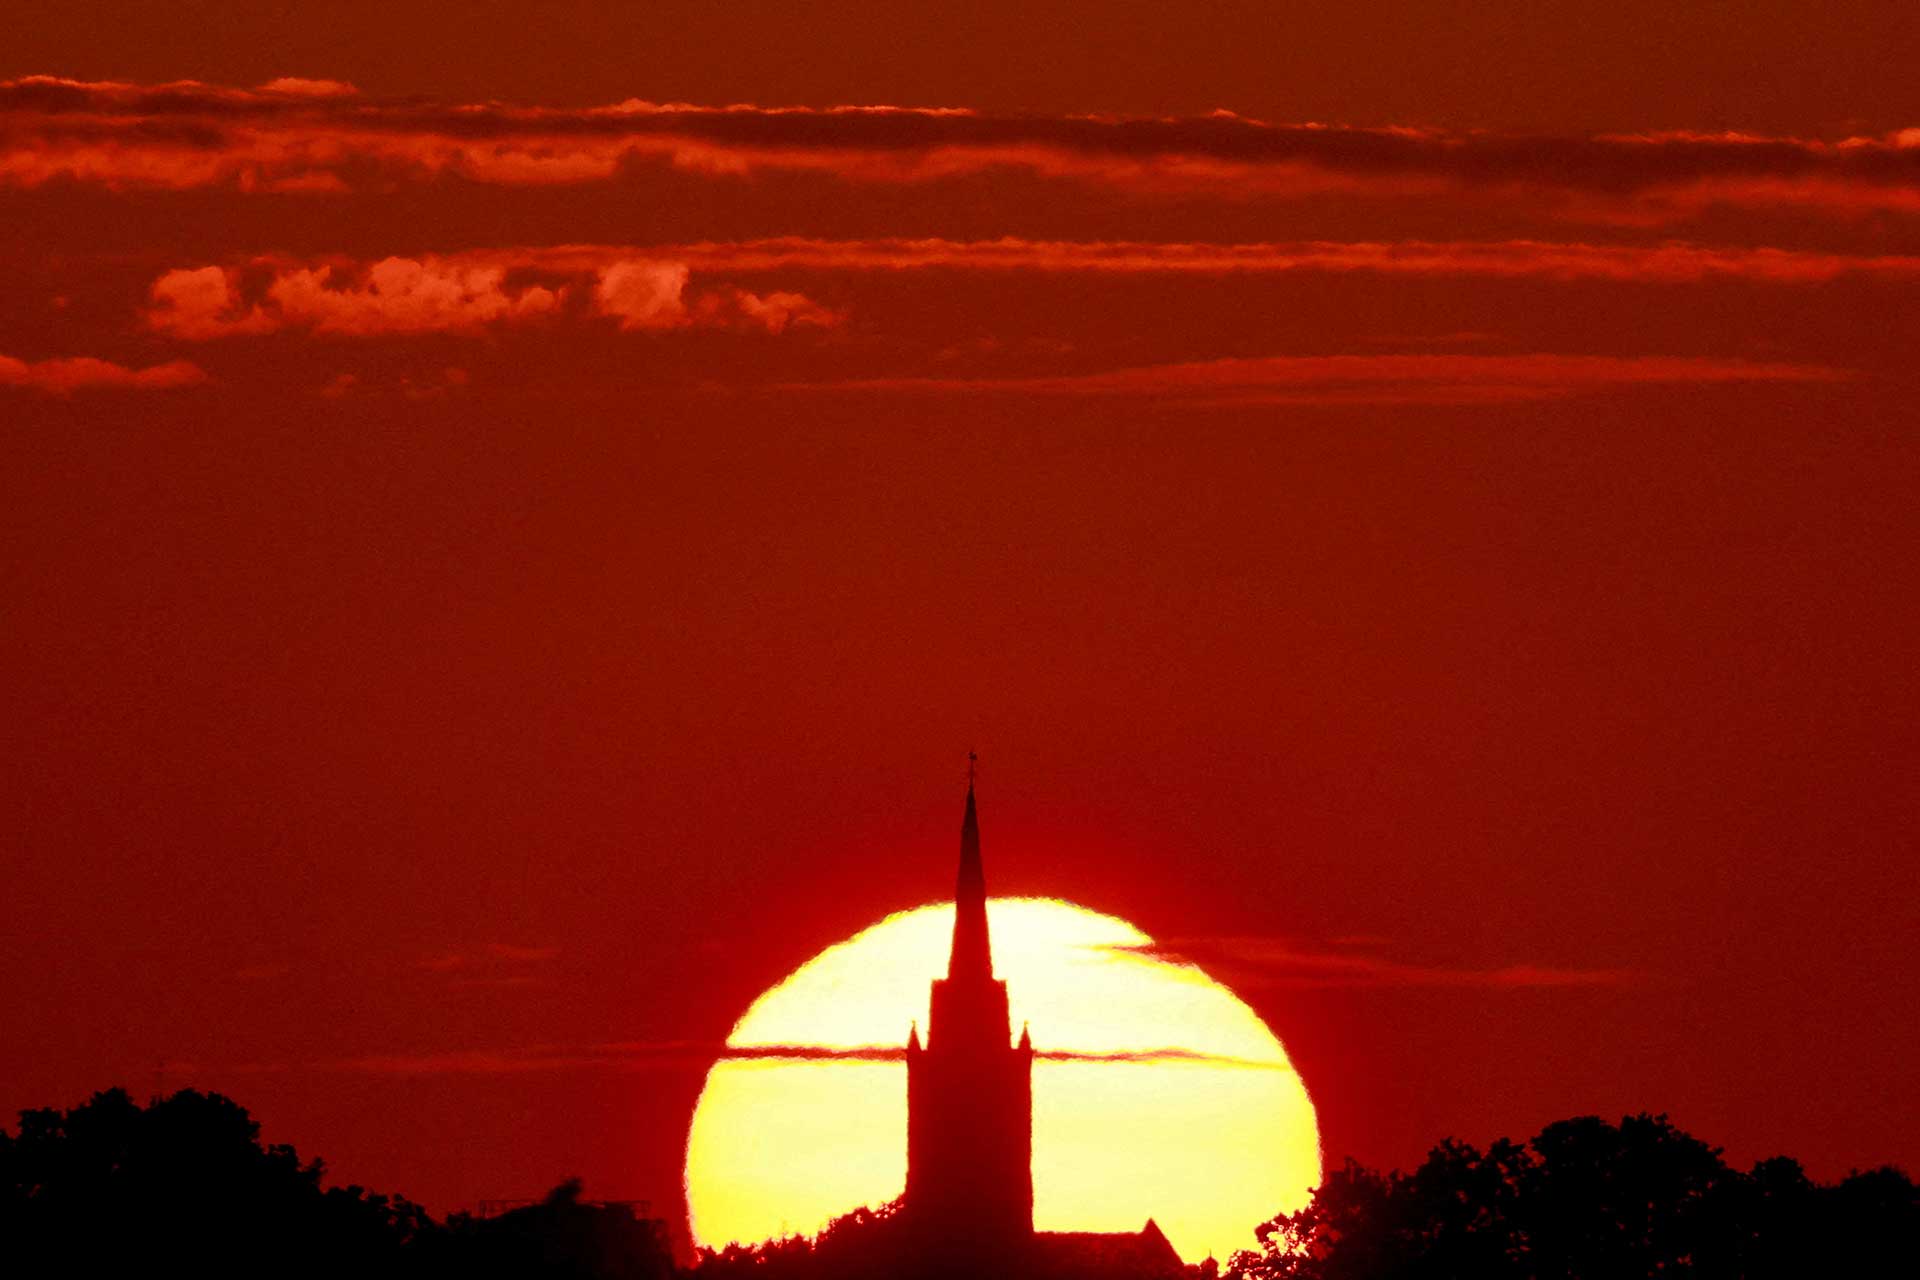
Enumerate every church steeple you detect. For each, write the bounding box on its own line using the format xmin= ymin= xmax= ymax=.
xmin=948 ymin=755 xmax=993 ymax=981
xmin=905 ymin=754 xmax=1034 ymax=1246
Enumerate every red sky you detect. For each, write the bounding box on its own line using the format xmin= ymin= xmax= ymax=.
xmin=3 ymin=1 xmax=1916 ymax=1249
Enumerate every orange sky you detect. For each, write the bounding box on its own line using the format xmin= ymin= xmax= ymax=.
xmin=3 ymin=2 xmax=1916 ymax=1254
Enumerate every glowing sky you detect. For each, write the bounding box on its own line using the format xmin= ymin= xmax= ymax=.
xmin=3 ymin=1 xmax=1917 ymax=1245
xmin=685 ymin=899 xmax=1320 ymax=1261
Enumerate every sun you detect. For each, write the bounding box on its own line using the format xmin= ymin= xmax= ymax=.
xmin=684 ymin=897 xmax=1321 ymax=1263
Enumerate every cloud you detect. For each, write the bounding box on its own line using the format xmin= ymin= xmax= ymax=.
xmin=268 ymin=259 xmax=563 ymax=335
xmin=256 ymin=77 xmax=358 ymax=98
xmin=148 ymin=255 xmax=838 ymax=338
xmin=318 ymin=367 xmax=470 ymax=399
xmin=0 ymin=351 xmax=207 ymax=393
xmin=567 ymin=256 xmax=839 ymax=333
xmin=148 ymin=260 xmax=559 ymax=336
xmin=416 ymin=942 xmax=561 ymax=973
xmin=332 ymin=1043 xmax=880 ymax=1075
xmin=792 ymin=352 xmax=1846 ymax=406
xmin=336 ymin=1047 xmax=635 ymax=1075
xmin=6 ymin=76 xmax=1920 ymax=219
xmin=147 ymin=266 xmax=278 ymax=338
xmin=138 ymin=238 xmax=1915 ymax=344
xmin=594 ymin=259 xmax=692 ymax=329
xmin=139 ymin=236 xmax=1891 ymax=350
xmin=740 ymin=236 xmax=1920 ymax=283
xmin=410 ymin=943 xmax=559 ymax=991
xmin=331 ymin=1040 xmax=1291 ymax=1075
xmin=509 ymin=236 xmax=1920 ymax=285
xmin=1121 ymin=937 xmax=1638 ymax=990
xmin=485 ymin=942 xmax=561 ymax=962
xmin=700 ymin=286 xmax=842 ymax=333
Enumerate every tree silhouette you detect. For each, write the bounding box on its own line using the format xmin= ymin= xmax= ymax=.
xmin=1229 ymin=1113 xmax=1918 ymax=1280
xmin=692 ymin=1197 xmax=909 ymax=1280
xmin=0 ymin=1088 xmax=433 ymax=1280
xmin=441 ymin=1177 xmax=674 ymax=1280
xmin=5 ymin=1092 xmax=1914 ymax=1280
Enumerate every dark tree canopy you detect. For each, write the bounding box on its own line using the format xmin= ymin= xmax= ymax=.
xmin=694 ymin=1197 xmax=909 ymax=1280
xmin=3 ymin=1093 xmax=1913 ymax=1280
xmin=1228 ymin=1113 xmax=1918 ymax=1280
xmin=444 ymin=1177 xmax=675 ymax=1280
xmin=0 ymin=1088 xmax=677 ymax=1280
xmin=0 ymin=1088 xmax=434 ymax=1279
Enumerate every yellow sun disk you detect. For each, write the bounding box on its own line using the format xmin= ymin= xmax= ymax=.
xmin=684 ymin=898 xmax=1320 ymax=1262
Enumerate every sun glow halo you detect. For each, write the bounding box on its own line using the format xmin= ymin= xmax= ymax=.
xmin=684 ymin=898 xmax=1320 ymax=1262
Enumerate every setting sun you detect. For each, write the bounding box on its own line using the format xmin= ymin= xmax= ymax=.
xmin=684 ymin=898 xmax=1321 ymax=1262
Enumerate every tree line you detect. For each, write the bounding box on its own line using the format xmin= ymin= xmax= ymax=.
xmin=1 ymin=1088 xmax=1912 ymax=1278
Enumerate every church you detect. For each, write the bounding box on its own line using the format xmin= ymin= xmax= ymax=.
xmin=896 ymin=766 xmax=1187 ymax=1278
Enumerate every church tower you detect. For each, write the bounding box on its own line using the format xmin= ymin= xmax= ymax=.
xmin=904 ymin=760 xmax=1035 ymax=1250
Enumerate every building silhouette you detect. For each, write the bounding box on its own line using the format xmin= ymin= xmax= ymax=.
xmin=904 ymin=770 xmax=1035 ymax=1246
xmin=899 ymin=766 xmax=1183 ymax=1277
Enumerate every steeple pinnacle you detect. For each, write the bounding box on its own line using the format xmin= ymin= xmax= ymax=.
xmin=907 ymin=754 xmax=1033 ymax=1240
xmin=948 ymin=753 xmax=993 ymax=981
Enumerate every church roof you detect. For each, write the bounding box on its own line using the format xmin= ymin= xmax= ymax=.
xmin=1032 ymin=1220 xmax=1185 ymax=1279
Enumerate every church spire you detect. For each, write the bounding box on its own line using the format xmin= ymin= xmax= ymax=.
xmin=906 ymin=753 xmax=1033 ymax=1241
xmin=948 ymin=752 xmax=993 ymax=980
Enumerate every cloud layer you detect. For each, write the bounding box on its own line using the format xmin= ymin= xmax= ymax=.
xmin=7 ymin=76 xmax=1920 ymax=219
xmin=451 ymin=237 xmax=1920 ymax=284
xmin=0 ymin=352 xmax=207 ymax=393
xmin=1126 ymin=938 xmax=1638 ymax=989
xmin=799 ymin=353 xmax=1845 ymax=406
xmin=132 ymin=237 xmax=1911 ymax=352
xmin=147 ymin=256 xmax=839 ymax=338
xmin=327 ymin=1041 xmax=1292 ymax=1075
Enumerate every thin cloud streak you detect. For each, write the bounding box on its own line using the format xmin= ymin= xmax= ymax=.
xmin=6 ymin=76 xmax=1920 ymax=218
xmin=133 ymin=239 xmax=1917 ymax=347
xmin=328 ymin=1041 xmax=1291 ymax=1075
xmin=0 ymin=352 xmax=206 ymax=393
xmin=485 ymin=943 xmax=561 ymax=963
xmin=791 ymin=353 xmax=1847 ymax=407
xmin=506 ymin=237 xmax=1920 ymax=284
xmin=1124 ymin=937 xmax=1640 ymax=990
xmin=413 ymin=943 xmax=560 ymax=972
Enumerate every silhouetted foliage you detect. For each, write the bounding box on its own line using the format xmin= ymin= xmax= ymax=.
xmin=1227 ymin=1113 xmax=1918 ymax=1280
xmin=0 ymin=1089 xmax=677 ymax=1280
xmin=444 ymin=1176 xmax=675 ymax=1280
xmin=6 ymin=1092 xmax=1914 ymax=1280
xmin=693 ymin=1197 xmax=908 ymax=1280
xmin=0 ymin=1088 xmax=434 ymax=1279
